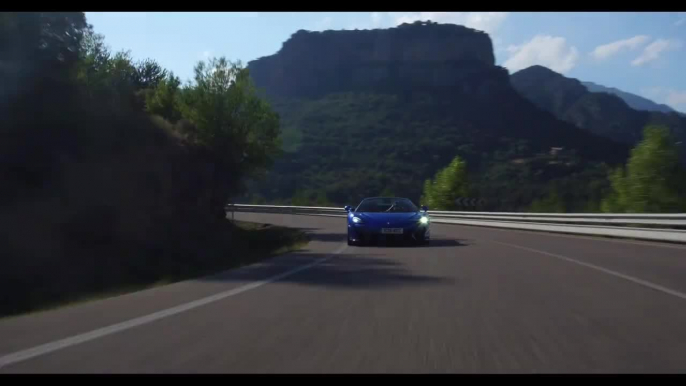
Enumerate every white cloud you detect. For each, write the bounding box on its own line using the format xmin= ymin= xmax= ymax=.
xmin=313 ymin=17 xmax=333 ymax=31
xmin=631 ymin=39 xmax=681 ymax=66
xmin=641 ymin=87 xmax=686 ymax=113
xmin=667 ymin=90 xmax=686 ymax=111
xmin=590 ymin=35 xmax=650 ymax=60
xmin=391 ymin=12 xmax=509 ymax=35
xmin=503 ymin=35 xmax=579 ymax=74
xmin=641 ymin=86 xmax=665 ymax=100
xmin=201 ymin=50 xmax=213 ymax=59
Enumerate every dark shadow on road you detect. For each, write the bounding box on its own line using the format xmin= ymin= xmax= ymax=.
xmin=352 ymin=238 xmax=470 ymax=248
xmin=305 ymin=232 xmax=348 ymax=243
xmin=199 ymin=252 xmax=450 ymax=289
xmin=295 ymin=229 xmax=471 ymax=248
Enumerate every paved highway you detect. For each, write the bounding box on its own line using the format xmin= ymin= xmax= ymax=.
xmin=1 ymin=212 xmax=686 ymax=373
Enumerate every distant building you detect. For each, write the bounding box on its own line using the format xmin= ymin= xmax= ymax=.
xmin=550 ymin=147 xmax=564 ymax=156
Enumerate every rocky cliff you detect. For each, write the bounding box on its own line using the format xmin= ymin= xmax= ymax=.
xmin=248 ymin=21 xmax=505 ymax=98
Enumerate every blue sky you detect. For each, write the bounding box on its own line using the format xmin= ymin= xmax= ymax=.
xmin=86 ymin=12 xmax=686 ymax=112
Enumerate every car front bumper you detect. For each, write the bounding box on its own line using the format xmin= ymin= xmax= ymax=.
xmin=348 ymin=222 xmax=430 ymax=243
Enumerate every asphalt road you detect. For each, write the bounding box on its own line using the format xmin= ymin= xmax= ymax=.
xmin=2 ymin=212 xmax=686 ymax=373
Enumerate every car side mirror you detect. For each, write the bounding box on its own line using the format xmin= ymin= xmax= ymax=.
xmin=421 ymin=205 xmax=428 ymax=212
xmin=344 ymin=205 xmax=351 ymax=212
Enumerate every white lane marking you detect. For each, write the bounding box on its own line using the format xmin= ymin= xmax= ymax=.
xmin=0 ymin=244 xmax=348 ymax=369
xmin=493 ymin=240 xmax=686 ymax=301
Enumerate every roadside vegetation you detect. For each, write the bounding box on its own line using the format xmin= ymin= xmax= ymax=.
xmin=420 ymin=156 xmax=470 ymax=211
xmin=601 ymin=126 xmax=686 ymax=213
xmin=420 ymin=126 xmax=686 ymax=213
xmin=0 ymin=12 xmax=298 ymax=318
xmin=259 ymin=124 xmax=685 ymax=214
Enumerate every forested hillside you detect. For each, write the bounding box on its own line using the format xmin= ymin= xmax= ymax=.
xmin=241 ymin=22 xmax=632 ymax=211
xmin=511 ymin=66 xmax=686 ymax=161
xmin=0 ymin=12 xmax=286 ymax=316
xmin=247 ymin=92 xmax=625 ymax=211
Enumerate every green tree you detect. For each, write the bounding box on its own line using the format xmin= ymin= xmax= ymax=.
xmin=133 ymin=58 xmax=168 ymax=90
xmin=529 ymin=189 xmax=566 ymax=213
xmin=379 ymin=187 xmax=395 ymax=197
xmin=77 ymin=27 xmax=166 ymax=108
xmin=420 ymin=179 xmax=434 ymax=207
xmin=177 ymin=57 xmax=282 ymax=214
xmin=1 ymin=12 xmax=87 ymax=83
xmin=291 ymin=190 xmax=310 ymax=206
xmin=421 ymin=156 xmax=469 ymax=210
xmin=602 ymin=125 xmax=686 ymax=213
xmin=76 ymin=29 xmax=141 ymax=106
xmin=145 ymin=73 xmax=182 ymax=122
xmin=76 ymin=27 xmax=111 ymax=95
xmin=314 ymin=191 xmax=331 ymax=206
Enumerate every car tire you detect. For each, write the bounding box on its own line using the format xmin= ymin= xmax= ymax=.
xmin=347 ymin=231 xmax=357 ymax=246
xmin=415 ymin=237 xmax=429 ymax=246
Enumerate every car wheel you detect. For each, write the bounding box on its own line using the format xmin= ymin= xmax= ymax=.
xmin=347 ymin=231 xmax=358 ymax=246
xmin=414 ymin=235 xmax=429 ymax=246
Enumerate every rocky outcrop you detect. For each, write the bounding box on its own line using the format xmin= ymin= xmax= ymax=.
xmin=247 ymin=21 xmax=503 ymax=98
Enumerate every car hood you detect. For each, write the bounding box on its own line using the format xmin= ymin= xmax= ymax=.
xmin=352 ymin=212 xmax=423 ymax=225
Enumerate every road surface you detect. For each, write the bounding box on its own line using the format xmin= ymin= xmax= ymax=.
xmin=1 ymin=212 xmax=686 ymax=373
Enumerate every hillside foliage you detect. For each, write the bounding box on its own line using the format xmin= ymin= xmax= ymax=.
xmin=420 ymin=156 xmax=469 ymax=210
xmin=0 ymin=12 xmax=282 ymax=316
xmin=510 ymin=66 xmax=686 ymax=162
xmin=602 ymin=126 xmax=686 ymax=213
xmin=241 ymin=90 xmax=627 ymax=211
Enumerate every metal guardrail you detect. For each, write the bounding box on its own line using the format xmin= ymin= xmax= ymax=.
xmin=225 ymin=204 xmax=686 ymax=243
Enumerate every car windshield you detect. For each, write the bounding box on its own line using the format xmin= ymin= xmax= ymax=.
xmin=355 ymin=198 xmax=418 ymax=213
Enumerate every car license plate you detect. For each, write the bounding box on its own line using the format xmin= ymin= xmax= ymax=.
xmin=381 ymin=228 xmax=403 ymax=234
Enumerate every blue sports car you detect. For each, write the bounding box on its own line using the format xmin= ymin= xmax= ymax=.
xmin=344 ymin=197 xmax=430 ymax=246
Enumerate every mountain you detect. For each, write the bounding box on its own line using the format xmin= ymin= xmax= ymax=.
xmin=248 ymin=22 xmax=496 ymax=99
xmin=510 ymin=66 xmax=686 ymax=158
xmin=243 ymin=22 xmax=631 ymax=211
xmin=581 ymin=81 xmax=676 ymax=114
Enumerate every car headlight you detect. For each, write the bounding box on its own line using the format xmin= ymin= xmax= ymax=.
xmin=352 ymin=216 xmax=364 ymax=224
xmin=419 ymin=216 xmax=429 ymax=224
